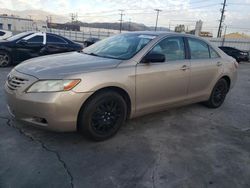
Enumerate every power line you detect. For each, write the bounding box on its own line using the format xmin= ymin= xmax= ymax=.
xmin=154 ymin=9 xmax=162 ymax=31
xmin=228 ymin=3 xmax=250 ymax=6
xmin=217 ymin=0 xmax=227 ymax=38
xmin=190 ymin=0 xmax=209 ymax=4
xmin=190 ymin=3 xmax=220 ymax=10
xmin=118 ymin=9 xmax=125 ymax=33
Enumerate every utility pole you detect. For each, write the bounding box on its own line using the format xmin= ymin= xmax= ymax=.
xmin=46 ymin=15 xmax=52 ymax=23
xmin=119 ymin=10 xmax=125 ymax=33
xmin=70 ymin=13 xmax=77 ymax=23
xmin=154 ymin=9 xmax=162 ymax=31
xmin=222 ymin=25 xmax=227 ymax=46
xmin=217 ymin=0 xmax=227 ymax=38
xmin=128 ymin=18 xmax=131 ymax=31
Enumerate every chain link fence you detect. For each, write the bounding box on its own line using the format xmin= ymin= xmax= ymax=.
xmin=47 ymin=28 xmax=250 ymax=53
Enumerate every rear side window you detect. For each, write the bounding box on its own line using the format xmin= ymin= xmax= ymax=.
xmin=27 ymin=36 xmax=43 ymax=43
xmin=210 ymin=47 xmax=220 ymax=58
xmin=0 ymin=31 xmax=5 ymax=36
xmin=47 ymin=35 xmax=67 ymax=44
xmin=150 ymin=37 xmax=185 ymax=61
xmin=188 ymin=38 xmax=210 ymax=59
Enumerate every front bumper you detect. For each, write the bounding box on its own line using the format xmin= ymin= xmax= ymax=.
xmin=5 ymin=70 xmax=93 ymax=132
xmin=238 ymin=55 xmax=249 ymax=62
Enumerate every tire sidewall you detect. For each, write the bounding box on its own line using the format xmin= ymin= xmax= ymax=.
xmin=79 ymin=91 xmax=127 ymax=141
xmin=210 ymin=79 xmax=228 ymax=108
xmin=0 ymin=50 xmax=12 ymax=67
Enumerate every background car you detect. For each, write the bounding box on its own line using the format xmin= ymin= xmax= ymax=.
xmin=84 ymin=37 xmax=100 ymax=47
xmin=0 ymin=30 xmax=12 ymax=40
xmin=219 ymin=46 xmax=249 ymax=62
xmin=0 ymin=31 xmax=83 ymax=67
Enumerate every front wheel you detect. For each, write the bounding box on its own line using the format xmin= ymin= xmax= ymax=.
xmin=204 ymin=78 xmax=229 ymax=108
xmin=78 ymin=91 xmax=127 ymax=141
xmin=0 ymin=50 xmax=12 ymax=67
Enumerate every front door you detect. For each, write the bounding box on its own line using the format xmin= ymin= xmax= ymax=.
xmin=15 ymin=34 xmax=45 ymax=62
xmin=136 ymin=37 xmax=190 ymax=115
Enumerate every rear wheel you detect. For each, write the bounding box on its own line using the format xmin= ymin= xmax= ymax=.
xmin=78 ymin=91 xmax=127 ymax=141
xmin=204 ymin=78 xmax=228 ymax=108
xmin=0 ymin=50 xmax=12 ymax=67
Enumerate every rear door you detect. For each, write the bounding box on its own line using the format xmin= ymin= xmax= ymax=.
xmin=187 ymin=37 xmax=223 ymax=99
xmin=136 ymin=37 xmax=191 ymax=114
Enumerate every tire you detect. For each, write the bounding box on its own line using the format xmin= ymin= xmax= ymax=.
xmin=78 ymin=91 xmax=127 ymax=141
xmin=204 ymin=78 xmax=228 ymax=108
xmin=0 ymin=50 xmax=12 ymax=67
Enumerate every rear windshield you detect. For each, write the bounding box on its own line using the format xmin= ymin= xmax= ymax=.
xmin=6 ymin=32 xmax=33 ymax=41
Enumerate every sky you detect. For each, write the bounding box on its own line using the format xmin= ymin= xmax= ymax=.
xmin=1 ymin=0 xmax=250 ymax=35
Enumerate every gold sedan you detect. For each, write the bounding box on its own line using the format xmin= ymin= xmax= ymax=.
xmin=5 ymin=32 xmax=238 ymax=141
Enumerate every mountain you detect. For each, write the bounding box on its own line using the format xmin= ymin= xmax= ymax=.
xmin=69 ymin=21 xmax=170 ymax=31
xmin=0 ymin=8 xmax=170 ymax=31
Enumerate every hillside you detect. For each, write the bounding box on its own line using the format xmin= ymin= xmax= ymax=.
xmin=70 ymin=21 xmax=170 ymax=31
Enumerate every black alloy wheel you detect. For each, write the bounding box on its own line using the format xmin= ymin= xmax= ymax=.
xmin=0 ymin=51 xmax=11 ymax=67
xmin=78 ymin=91 xmax=127 ymax=141
xmin=204 ymin=78 xmax=228 ymax=108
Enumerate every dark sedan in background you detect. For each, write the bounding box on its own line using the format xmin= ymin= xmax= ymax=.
xmin=0 ymin=32 xmax=83 ymax=67
xmin=219 ymin=46 xmax=249 ymax=63
xmin=84 ymin=37 xmax=100 ymax=47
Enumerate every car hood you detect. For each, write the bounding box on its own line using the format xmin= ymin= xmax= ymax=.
xmin=15 ymin=52 xmax=122 ymax=79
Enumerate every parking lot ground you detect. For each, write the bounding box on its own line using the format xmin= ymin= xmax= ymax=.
xmin=0 ymin=63 xmax=250 ymax=188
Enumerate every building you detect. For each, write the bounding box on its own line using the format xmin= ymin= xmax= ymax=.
xmin=174 ymin=25 xmax=185 ymax=33
xmin=195 ymin=20 xmax=203 ymax=36
xmin=0 ymin=14 xmax=47 ymax=32
xmin=223 ymin=32 xmax=250 ymax=39
xmin=199 ymin=31 xmax=213 ymax=38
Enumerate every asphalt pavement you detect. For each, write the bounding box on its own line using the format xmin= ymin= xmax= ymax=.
xmin=0 ymin=63 xmax=250 ymax=188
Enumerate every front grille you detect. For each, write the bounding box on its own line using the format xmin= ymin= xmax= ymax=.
xmin=7 ymin=75 xmax=28 ymax=91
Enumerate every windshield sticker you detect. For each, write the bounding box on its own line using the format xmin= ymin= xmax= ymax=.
xmin=138 ymin=35 xmax=156 ymax=39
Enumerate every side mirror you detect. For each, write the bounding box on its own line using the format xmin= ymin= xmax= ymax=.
xmin=141 ymin=53 xmax=165 ymax=63
xmin=18 ymin=39 xmax=28 ymax=45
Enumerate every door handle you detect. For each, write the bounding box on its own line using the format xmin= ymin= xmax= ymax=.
xmin=180 ymin=65 xmax=190 ymax=71
xmin=217 ymin=62 xmax=223 ymax=66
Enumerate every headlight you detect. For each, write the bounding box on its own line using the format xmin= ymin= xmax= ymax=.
xmin=26 ymin=79 xmax=81 ymax=93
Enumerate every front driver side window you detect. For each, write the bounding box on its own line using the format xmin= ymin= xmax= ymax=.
xmin=149 ymin=37 xmax=185 ymax=61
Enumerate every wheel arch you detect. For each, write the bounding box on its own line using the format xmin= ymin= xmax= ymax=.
xmin=0 ymin=47 xmax=12 ymax=54
xmin=220 ymin=75 xmax=231 ymax=91
xmin=77 ymin=86 xmax=132 ymax=131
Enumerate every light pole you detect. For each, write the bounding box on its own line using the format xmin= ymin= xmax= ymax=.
xmin=217 ymin=0 xmax=227 ymax=38
xmin=154 ymin=9 xmax=162 ymax=31
xmin=119 ymin=10 xmax=125 ymax=33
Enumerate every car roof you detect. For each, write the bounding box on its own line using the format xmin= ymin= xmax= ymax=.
xmin=124 ymin=31 xmax=176 ymax=37
xmin=125 ymin=31 xmax=208 ymax=39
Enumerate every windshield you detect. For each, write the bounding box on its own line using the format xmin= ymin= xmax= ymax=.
xmin=6 ymin=32 xmax=33 ymax=41
xmin=83 ymin=33 xmax=156 ymax=60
